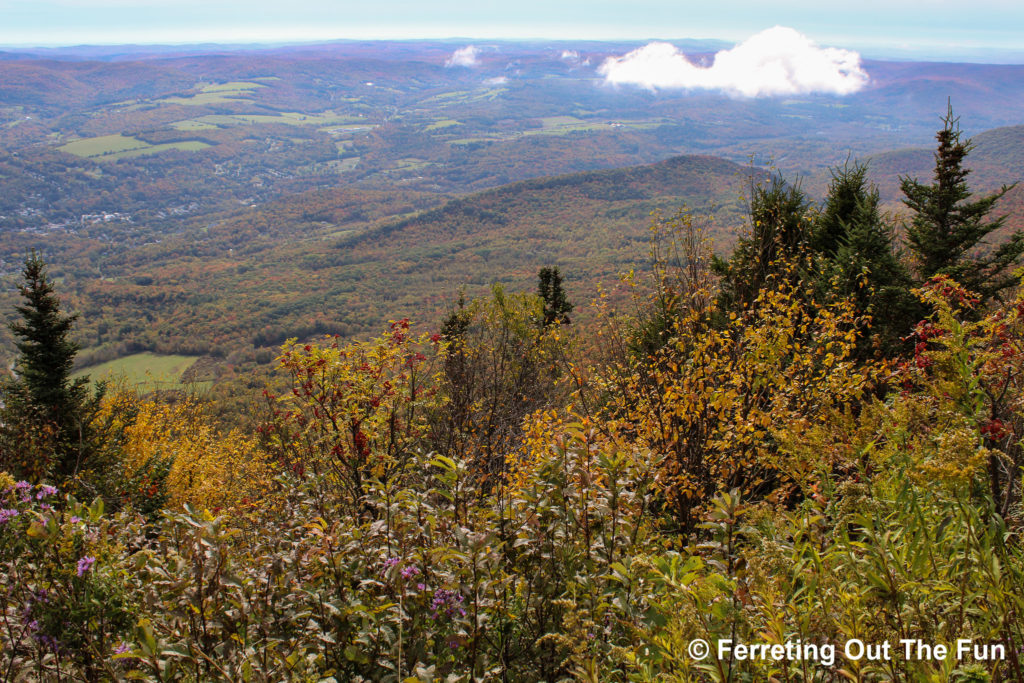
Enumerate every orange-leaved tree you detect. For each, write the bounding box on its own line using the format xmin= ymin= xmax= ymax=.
xmin=261 ymin=319 xmax=445 ymax=511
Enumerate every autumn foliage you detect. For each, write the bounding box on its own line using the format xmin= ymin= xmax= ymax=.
xmin=4 ymin=148 xmax=1024 ymax=679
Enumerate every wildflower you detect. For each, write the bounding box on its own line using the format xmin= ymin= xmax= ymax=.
xmin=14 ymin=481 xmax=30 ymax=490
xmin=36 ymin=634 xmax=60 ymax=651
xmin=76 ymin=556 xmax=96 ymax=576
xmin=113 ymin=642 xmax=132 ymax=654
xmin=70 ymin=516 xmax=82 ymax=524
xmin=401 ymin=565 xmax=420 ymax=579
xmin=0 ymin=508 xmax=18 ymax=524
xmin=417 ymin=582 xmax=427 ymax=591
xmin=380 ymin=556 xmax=401 ymax=576
xmin=36 ymin=485 xmax=57 ymax=500
xmin=430 ymin=588 xmax=466 ymax=620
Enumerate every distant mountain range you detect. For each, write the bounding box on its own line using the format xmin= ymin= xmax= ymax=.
xmin=0 ymin=41 xmax=1022 ymax=369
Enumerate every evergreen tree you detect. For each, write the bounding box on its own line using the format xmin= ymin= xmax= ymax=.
xmin=814 ymin=161 xmax=920 ymax=356
xmin=10 ymin=253 xmax=84 ymax=416
xmin=714 ymin=174 xmax=813 ymax=312
xmin=537 ymin=266 xmax=573 ymax=326
xmin=901 ymin=105 xmax=1023 ymax=300
xmin=2 ymin=253 xmax=102 ymax=482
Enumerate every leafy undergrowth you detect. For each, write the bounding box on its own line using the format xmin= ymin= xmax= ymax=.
xmin=3 ymin=265 xmax=1024 ymax=681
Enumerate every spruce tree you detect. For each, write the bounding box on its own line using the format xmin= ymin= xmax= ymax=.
xmin=10 ymin=253 xmax=83 ymax=415
xmin=901 ymin=105 xmax=1023 ymax=300
xmin=814 ymin=161 xmax=919 ymax=356
xmin=4 ymin=253 xmax=97 ymax=481
xmin=714 ymin=174 xmax=813 ymax=313
xmin=537 ymin=266 xmax=573 ymax=326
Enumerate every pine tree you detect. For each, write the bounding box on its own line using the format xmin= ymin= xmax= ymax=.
xmin=10 ymin=253 xmax=84 ymax=416
xmin=901 ymin=105 xmax=1023 ymax=300
xmin=537 ymin=266 xmax=573 ymax=326
xmin=3 ymin=253 xmax=99 ymax=481
xmin=814 ymin=161 xmax=920 ymax=356
xmin=713 ymin=174 xmax=813 ymax=312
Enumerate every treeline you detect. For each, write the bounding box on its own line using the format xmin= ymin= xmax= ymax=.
xmin=1 ymin=108 xmax=1024 ymax=681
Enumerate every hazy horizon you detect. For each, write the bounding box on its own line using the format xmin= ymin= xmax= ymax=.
xmin=2 ymin=0 xmax=1022 ymax=63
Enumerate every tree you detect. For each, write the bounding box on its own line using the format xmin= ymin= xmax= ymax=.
xmin=814 ymin=161 xmax=920 ymax=356
xmin=901 ymin=105 xmax=1023 ymax=301
xmin=537 ymin=266 xmax=573 ymax=326
xmin=10 ymin=253 xmax=84 ymax=417
xmin=434 ymin=285 xmax=569 ymax=481
xmin=1 ymin=253 xmax=103 ymax=483
xmin=713 ymin=174 xmax=813 ymax=313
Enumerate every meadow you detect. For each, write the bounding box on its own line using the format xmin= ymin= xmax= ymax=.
xmin=71 ymin=352 xmax=202 ymax=392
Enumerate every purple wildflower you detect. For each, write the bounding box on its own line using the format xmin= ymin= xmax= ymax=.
xmin=36 ymin=485 xmax=57 ymax=500
xmin=0 ymin=509 xmax=18 ymax=524
xmin=36 ymin=634 xmax=60 ymax=651
xmin=416 ymin=582 xmax=427 ymax=591
xmin=76 ymin=556 xmax=96 ymax=577
xmin=113 ymin=642 xmax=132 ymax=655
xmin=70 ymin=516 xmax=82 ymax=524
xmin=401 ymin=565 xmax=420 ymax=579
xmin=430 ymin=588 xmax=466 ymax=620
xmin=14 ymin=481 xmax=30 ymax=490
xmin=39 ymin=503 xmax=52 ymax=512
xmin=380 ymin=556 xmax=400 ymax=576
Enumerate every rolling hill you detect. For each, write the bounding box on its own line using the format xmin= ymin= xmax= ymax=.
xmin=48 ymin=153 xmax=758 ymax=367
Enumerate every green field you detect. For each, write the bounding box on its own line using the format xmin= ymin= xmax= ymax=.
xmin=170 ymin=120 xmax=220 ymax=131
xmin=170 ymin=112 xmax=363 ymax=129
xmin=160 ymin=81 xmax=265 ymax=106
xmin=520 ymin=118 xmax=662 ymax=138
xmin=59 ymin=134 xmax=150 ymax=157
xmin=425 ymin=119 xmax=462 ymax=131
xmin=59 ymin=135 xmax=211 ymax=160
xmin=73 ymin=353 xmax=202 ymax=392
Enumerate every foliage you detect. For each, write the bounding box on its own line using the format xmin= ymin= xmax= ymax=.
xmin=600 ymin=255 xmax=881 ymax=530
xmin=713 ymin=175 xmax=813 ymax=313
xmin=109 ymin=392 xmax=272 ymax=513
xmin=3 ymin=269 xmax=1024 ymax=680
xmin=902 ymin=105 xmax=1024 ymax=301
xmin=537 ymin=266 xmax=574 ymax=327
xmin=0 ymin=477 xmax=139 ymax=681
xmin=435 ymin=285 xmax=571 ymax=481
xmin=903 ymin=275 xmax=1024 ymax=514
xmin=0 ymin=254 xmax=122 ymax=497
xmin=4 ymin=103 xmax=1024 ymax=677
xmin=260 ymin=320 xmax=444 ymax=512
xmin=814 ymin=160 xmax=920 ymax=357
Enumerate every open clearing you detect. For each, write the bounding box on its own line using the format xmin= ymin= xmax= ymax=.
xmin=425 ymin=119 xmax=462 ymax=131
xmin=59 ymin=135 xmax=211 ymax=160
xmin=59 ymin=134 xmax=149 ymax=157
xmin=74 ymin=353 xmax=202 ymax=392
xmin=160 ymin=81 xmax=265 ymax=106
xmin=174 ymin=112 xmax=362 ymax=128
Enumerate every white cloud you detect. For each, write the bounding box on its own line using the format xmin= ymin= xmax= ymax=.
xmin=560 ymin=49 xmax=579 ymax=61
xmin=598 ymin=26 xmax=869 ymax=97
xmin=446 ymin=45 xmax=480 ymax=67
xmin=485 ymin=76 xmax=508 ymax=85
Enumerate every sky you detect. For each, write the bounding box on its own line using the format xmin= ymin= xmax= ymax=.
xmin=0 ymin=0 xmax=1022 ymax=62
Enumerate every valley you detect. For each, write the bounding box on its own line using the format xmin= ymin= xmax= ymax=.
xmin=2 ymin=40 xmax=1023 ymax=382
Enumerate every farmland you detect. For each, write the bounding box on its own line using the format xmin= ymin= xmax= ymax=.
xmin=71 ymin=352 xmax=203 ymax=392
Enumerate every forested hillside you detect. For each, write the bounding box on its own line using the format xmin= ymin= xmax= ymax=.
xmin=5 ymin=42 xmax=1024 ymax=385
xmin=2 ymin=110 xmax=1023 ymax=681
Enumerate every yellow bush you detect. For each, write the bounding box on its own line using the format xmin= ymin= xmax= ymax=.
xmin=110 ymin=394 xmax=272 ymax=511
